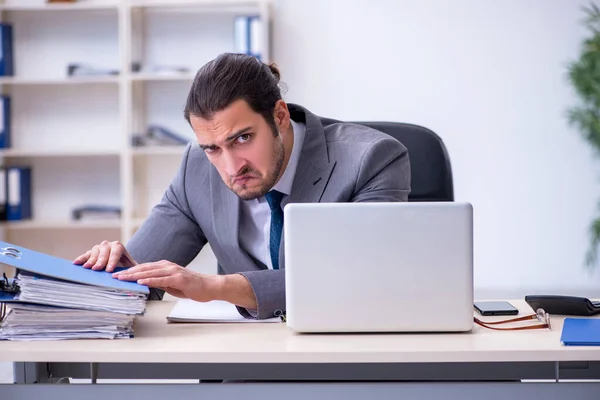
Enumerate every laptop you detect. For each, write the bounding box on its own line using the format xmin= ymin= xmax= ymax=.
xmin=283 ymin=202 xmax=474 ymax=333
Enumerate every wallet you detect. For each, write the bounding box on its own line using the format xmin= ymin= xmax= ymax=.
xmin=525 ymin=295 xmax=600 ymax=316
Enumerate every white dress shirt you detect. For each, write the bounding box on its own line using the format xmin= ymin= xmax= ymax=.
xmin=238 ymin=119 xmax=306 ymax=269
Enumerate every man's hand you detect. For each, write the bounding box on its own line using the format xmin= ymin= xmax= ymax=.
xmin=73 ymin=240 xmax=137 ymax=272
xmin=112 ymin=260 xmax=257 ymax=309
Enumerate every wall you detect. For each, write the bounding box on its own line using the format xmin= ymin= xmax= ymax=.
xmin=272 ymin=0 xmax=600 ymax=298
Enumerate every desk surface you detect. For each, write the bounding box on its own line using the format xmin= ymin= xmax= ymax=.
xmin=0 ymin=300 xmax=599 ymax=364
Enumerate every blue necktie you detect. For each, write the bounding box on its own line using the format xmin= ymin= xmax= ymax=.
xmin=265 ymin=190 xmax=284 ymax=270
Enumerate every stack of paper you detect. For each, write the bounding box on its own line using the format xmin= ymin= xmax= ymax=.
xmin=0 ymin=241 xmax=149 ymax=341
xmin=15 ymin=272 xmax=146 ymax=315
xmin=0 ymin=303 xmax=135 ymax=341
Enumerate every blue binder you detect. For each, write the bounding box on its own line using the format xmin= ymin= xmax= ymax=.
xmin=6 ymin=166 xmax=31 ymax=221
xmin=0 ymin=289 xmax=15 ymax=303
xmin=560 ymin=318 xmax=600 ymax=346
xmin=0 ymin=240 xmax=148 ymax=295
xmin=0 ymin=96 xmax=10 ymax=149
xmin=0 ymin=167 xmax=6 ymax=221
xmin=0 ymin=23 xmax=13 ymax=76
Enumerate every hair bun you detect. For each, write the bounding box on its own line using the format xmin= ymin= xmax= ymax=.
xmin=267 ymin=62 xmax=281 ymax=83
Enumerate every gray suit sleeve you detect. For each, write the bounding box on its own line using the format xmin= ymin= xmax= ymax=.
xmin=235 ymin=269 xmax=284 ymax=320
xmin=352 ymin=136 xmax=411 ymax=202
xmin=126 ymin=143 xmax=208 ymax=300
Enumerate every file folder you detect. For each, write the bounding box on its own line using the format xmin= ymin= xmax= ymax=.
xmin=234 ymin=15 xmax=261 ymax=60
xmin=0 ymin=23 xmax=13 ymax=76
xmin=0 ymin=167 xmax=6 ymax=221
xmin=0 ymin=289 xmax=15 ymax=303
xmin=0 ymin=240 xmax=148 ymax=295
xmin=0 ymin=241 xmax=148 ymax=340
xmin=0 ymin=96 xmax=10 ymax=149
xmin=6 ymin=166 xmax=31 ymax=221
xmin=560 ymin=318 xmax=600 ymax=346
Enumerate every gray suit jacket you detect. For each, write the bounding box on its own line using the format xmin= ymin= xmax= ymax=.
xmin=126 ymin=103 xmax=411 ymax=319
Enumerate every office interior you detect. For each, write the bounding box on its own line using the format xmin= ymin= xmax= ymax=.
xmin=0 ymin=0 xmax=599 ymax=392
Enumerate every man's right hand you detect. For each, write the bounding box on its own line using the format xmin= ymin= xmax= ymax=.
xmin=73 ymin=240 xmax=138 ymax=273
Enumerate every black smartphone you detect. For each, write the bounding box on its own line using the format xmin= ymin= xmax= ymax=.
xmin=474 ymin=301 xmax=518 ymax=316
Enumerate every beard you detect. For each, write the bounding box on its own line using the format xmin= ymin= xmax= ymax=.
xmin=231 ymin=135 xmax=285 ymax=201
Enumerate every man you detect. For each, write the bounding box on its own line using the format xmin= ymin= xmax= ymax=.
xmin=73 ymin=53 xmax=411 ymax=319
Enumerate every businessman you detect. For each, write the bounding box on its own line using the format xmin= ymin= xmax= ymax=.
xmin=73 ymin=53 xmax=411 ymax=319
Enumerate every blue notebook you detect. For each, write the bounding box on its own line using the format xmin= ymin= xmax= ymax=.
xmin=560 ymin=318 xmax=600 ymax=346
xmin=0 ymin=240 xmax=148 ymax=295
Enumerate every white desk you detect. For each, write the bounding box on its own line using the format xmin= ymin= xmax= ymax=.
xmin=1 ymin=300 xmax=600 ymax=400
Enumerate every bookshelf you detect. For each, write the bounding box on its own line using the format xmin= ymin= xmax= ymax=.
xmin=0 ymin=0 xmax=272 ymax=269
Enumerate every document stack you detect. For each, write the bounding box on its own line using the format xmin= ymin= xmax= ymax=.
xmin=0 ymin=241 xmax=148 ymax=341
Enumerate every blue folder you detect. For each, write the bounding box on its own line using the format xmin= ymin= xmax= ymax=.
xmin=560 ymin=318 xmax=600 ymax=346
xmin=0 ymin=240 xmax=148 ymax=295
xmin=6 ymin=166 xmax=31 ymax=221
xmin=0 ymin=95 xmax=10 ymax=149
xmin=0 ymin=23 xmax=13 ymax=77
xmin=0 ymin=289 xmax=15 ymax=303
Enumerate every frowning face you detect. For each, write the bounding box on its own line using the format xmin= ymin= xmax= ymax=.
xmin=190 ymin=99 xmax=286 ymax=200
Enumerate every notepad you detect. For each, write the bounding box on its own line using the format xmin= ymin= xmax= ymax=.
xmin=560 ymin=318 xmax=600 ymax=346
xmin=167 ymin=298 xmax=281 ymax=323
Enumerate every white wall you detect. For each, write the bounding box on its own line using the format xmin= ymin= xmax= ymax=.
xmin=272 ymin=0 xmax=600 ymax=298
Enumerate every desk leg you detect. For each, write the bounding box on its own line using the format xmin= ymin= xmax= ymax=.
xmin=90 ymin=363 xmax=98 ymax=384
xmin=12 ymin=362 xmax=50 ymax=384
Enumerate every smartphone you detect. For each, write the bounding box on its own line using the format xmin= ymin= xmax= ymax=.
xmin=474 ymin=301 xmax=518 ymax=316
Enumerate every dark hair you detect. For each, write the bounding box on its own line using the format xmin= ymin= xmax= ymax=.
xmin=184 ymin=53 xmax=282 ymax=134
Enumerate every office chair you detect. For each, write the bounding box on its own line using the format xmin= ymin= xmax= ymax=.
xmin=320 ymin=118 xmax=454 ymax=202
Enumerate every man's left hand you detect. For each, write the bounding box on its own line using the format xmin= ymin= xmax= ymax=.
xmin=112 ymin=260 xmax=222 ymax=302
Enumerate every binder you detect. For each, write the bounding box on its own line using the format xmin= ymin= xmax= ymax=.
xmin=560 ymin=318 xmax=600 ymax=346
xmin=0 ymin=285 xmax=16 ymax=303
xmin=0 ymin=96 xmax=10 ymax=149
xmin=234 ymin=16 xmax=250 ymax=55
xmin=72 ymin=204 xmax=121 ymax=221
xmin=249 ymin=16 xmax=261 ymax=60
xmin=0 ymin=23 xmax=13 ymax=77
xmin=6 ymin=166 xmax=31 ymax=221
xmin=0 ymin=275 xmax=17 ymax=302
xmin=146 ymin=125 xmax=189 ymax=145
xmin=0 ymin=240 xmax=148 ymax=296
xmin=0 ymin=167 xmax=6 ymax=221
xmin=0 ymin=241 xmax=148 ymax=340
xmin=234 ymin=15 xmax=261 ymax=60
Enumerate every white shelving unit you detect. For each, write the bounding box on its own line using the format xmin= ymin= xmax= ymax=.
xmin=0 ymin=0 xmax=272 ymax=264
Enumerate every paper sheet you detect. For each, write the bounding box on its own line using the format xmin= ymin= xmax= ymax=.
xmin=167 ymin=298 xmax=281 ymax=323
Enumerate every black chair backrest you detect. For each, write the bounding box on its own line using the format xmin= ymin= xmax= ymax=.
xmin=320 ymin=117 xmax=454 ymax=202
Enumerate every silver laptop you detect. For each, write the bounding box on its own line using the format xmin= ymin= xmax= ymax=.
xmin=283 ymin=202 xmax=474 ymax=333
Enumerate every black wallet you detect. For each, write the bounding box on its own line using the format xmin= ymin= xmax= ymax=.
xmin=525 ymin=295 xmax=600 ymax=316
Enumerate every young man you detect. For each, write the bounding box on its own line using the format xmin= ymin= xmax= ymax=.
xmin=74 ymin=53 xmax=411 ymax=319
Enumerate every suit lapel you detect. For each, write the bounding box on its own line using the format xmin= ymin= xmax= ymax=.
xmin=283 ymin=156 xmax=336 ymax=206
xmin=279 ymin=104 xmax=337 ymax=268
xmin=283 ymin=103 xmax=337 ymax=206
